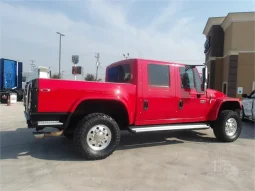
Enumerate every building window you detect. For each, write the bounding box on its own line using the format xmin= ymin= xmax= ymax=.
xmin=252 ymin=81 xmax=255 ymax=91
xmin=148 ymin=64 xmax=170 ymax=87
xmin=222 ymin=82 xmax=228 ymax=95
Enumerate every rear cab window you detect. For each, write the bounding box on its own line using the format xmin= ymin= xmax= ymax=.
xmin=106 ymin=63 xmax=132 ymax=83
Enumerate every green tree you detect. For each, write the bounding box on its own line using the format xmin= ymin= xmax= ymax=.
xmin=85 ymin=74 xmax=96 ymax=81
xmin=52 ymin=73 xmax=61 ymax=79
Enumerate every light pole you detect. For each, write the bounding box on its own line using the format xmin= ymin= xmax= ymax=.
xmin=56 ymin=32 xmax=65 ymax=78
xmin=30 ymin=60 xmax=36 ymax=72
xmin=95 ymin=53 xmax=100 ymax=81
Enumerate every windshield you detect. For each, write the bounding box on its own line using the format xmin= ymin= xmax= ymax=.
xmin=106 ymin=64 xmax=132 ymax=83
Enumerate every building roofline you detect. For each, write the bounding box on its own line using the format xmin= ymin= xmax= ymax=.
xmin=221 ymin=11 xmax=255 ymax=31
xmin=203 ymin=11 xmax=255 ymax=36
xmin=203 ymin=17 xmax=225 ymax=36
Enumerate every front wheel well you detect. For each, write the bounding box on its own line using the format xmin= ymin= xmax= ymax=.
xmin=65 ymin=99 xmax=129 ymax=134
xmin=219 ymin=101 xmax=241 ymax=113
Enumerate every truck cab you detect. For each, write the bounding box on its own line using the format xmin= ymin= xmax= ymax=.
xmin=24 ymin=58 xmax=242 ymax=160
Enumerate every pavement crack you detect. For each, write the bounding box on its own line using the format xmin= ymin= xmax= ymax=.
xmin=20 ymin=161 xmax=67 ymax=191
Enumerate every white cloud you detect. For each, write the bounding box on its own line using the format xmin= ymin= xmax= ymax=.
xmin=0 ymin=1 xmax=205 ymax=80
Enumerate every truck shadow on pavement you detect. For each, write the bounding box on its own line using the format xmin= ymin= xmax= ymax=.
xmin=0 ymin=122 xmax=253 ymax=161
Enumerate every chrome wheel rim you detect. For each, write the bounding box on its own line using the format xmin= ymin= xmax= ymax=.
xmin=225 ymin=118 xmax=237 ymax=136
xmin=87 ymin=125 xmax=112 ymax=151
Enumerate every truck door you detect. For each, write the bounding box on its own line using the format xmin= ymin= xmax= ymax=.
xmin=243 ymin=91 xmax=254 ymax=118
xmin=137 ymin=62 xmax=177 ymax=125
xmin=176 ymin=66 xmax=207 ymax=122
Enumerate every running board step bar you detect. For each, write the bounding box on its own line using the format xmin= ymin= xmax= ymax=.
xmin=37 ymin=121 xmax=63 ymax=126
xmin=129 ymin=123 xmax=210 ymax=133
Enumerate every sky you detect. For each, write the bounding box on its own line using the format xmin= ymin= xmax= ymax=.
xmin=0 ymin=0 xmax=254 ymax=80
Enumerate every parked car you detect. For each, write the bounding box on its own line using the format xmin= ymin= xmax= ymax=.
xmin=24 ymin=58 xmax=242 ymax=160
xmin=241 ymin=90 xmax=255 ymax=121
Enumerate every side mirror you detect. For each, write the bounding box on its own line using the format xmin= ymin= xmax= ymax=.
xmin=242 ymin=94 xmax=248 ymax=98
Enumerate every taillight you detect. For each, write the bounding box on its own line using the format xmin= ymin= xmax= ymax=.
xmin=26 ymin=83 xmax=32 ymax=111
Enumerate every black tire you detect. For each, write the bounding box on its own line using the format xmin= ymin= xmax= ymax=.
xmin=212 ymin=110 xmax=242 ymax=142
xmin=16 ymin=90 xmax=24 ymax=101
xmin=73 ymin=113 xmax=120 ymax=160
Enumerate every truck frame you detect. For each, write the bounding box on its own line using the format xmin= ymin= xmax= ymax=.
xmin=24 ymin=59 xmax=242 ymax=160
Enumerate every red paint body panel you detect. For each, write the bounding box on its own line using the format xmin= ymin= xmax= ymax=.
xmin=36 ymin=58 xmax=241 ymax=126
xmin=38 ymin=79 xmax=137 ymax=124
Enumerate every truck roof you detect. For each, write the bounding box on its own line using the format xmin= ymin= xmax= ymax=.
xmin=108 ymin=58 xmax=199 ymax=68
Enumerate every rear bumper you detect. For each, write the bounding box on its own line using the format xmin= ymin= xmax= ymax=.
xmin=24 ymin=111 xmax=70 ymax=129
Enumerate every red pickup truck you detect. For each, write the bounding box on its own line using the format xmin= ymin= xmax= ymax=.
xmin=24 ymin=58 xmax=242 ymax=160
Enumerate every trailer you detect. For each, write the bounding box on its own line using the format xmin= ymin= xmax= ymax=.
xmin=22 ymin=66 xmax=51 ymax=88
xmin=0 ymin=58 xmax=23 ymax=102
xmin=22 ymin=66 xmax=51 ymax=107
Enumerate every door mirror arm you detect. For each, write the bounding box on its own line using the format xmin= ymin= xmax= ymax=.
xmin=242 ymin=94 xmax=248 ymax=98
xmin=202 ymin=65 xmax=208 ymax=94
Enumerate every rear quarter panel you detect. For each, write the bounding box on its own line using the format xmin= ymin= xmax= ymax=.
xmin=38 ymin=79 xmax=137 ymax=124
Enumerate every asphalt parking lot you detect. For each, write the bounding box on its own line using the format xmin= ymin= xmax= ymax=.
xmin=0 ymin=102 xmax=254 ymax=191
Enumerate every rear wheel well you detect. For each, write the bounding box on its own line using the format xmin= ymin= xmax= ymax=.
xmin=65 ymin=100 xmax=129 ymax=134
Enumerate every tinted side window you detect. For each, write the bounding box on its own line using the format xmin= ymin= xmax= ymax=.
xmin=194 ymin=69 xmax=202 ymax=92
xmin=107 ymin=64 xmax=132 ymax=83
xmin=179 ymin=67 xmax=195 ymax=88
xmin=148 ymin=64 xmax=170 ymax=86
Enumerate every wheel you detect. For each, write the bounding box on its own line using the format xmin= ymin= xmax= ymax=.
xmin=212 ymin=110 xmax=242 ymax=142
xmin=73 ymin=113 xmax=120 ymax=160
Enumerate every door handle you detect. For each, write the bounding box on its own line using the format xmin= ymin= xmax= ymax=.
xmin=40 ymin=88 xmax=51 ymax=92
xmin=179 ymin=100 xmax=183 ymax=110
xmin=144 ymin=100 xmax=149 ymax=110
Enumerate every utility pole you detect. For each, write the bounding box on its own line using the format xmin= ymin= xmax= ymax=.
xmin=30 ymin=60 xmax=36 ymax=72
xmin=56 ymin=32 xmax=65 ymax=78
xmin=95 ymin=53 xmax=100 ymax=81
xmin=123 ymin=53 xmax=129 ymax=59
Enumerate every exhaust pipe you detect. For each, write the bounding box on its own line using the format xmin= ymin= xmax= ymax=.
xmin=33 ymin=130 xmax=63 ymax=138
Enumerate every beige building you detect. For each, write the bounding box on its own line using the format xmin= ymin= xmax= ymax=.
xmin=203 ymin=12 xmax=255 ymax=98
